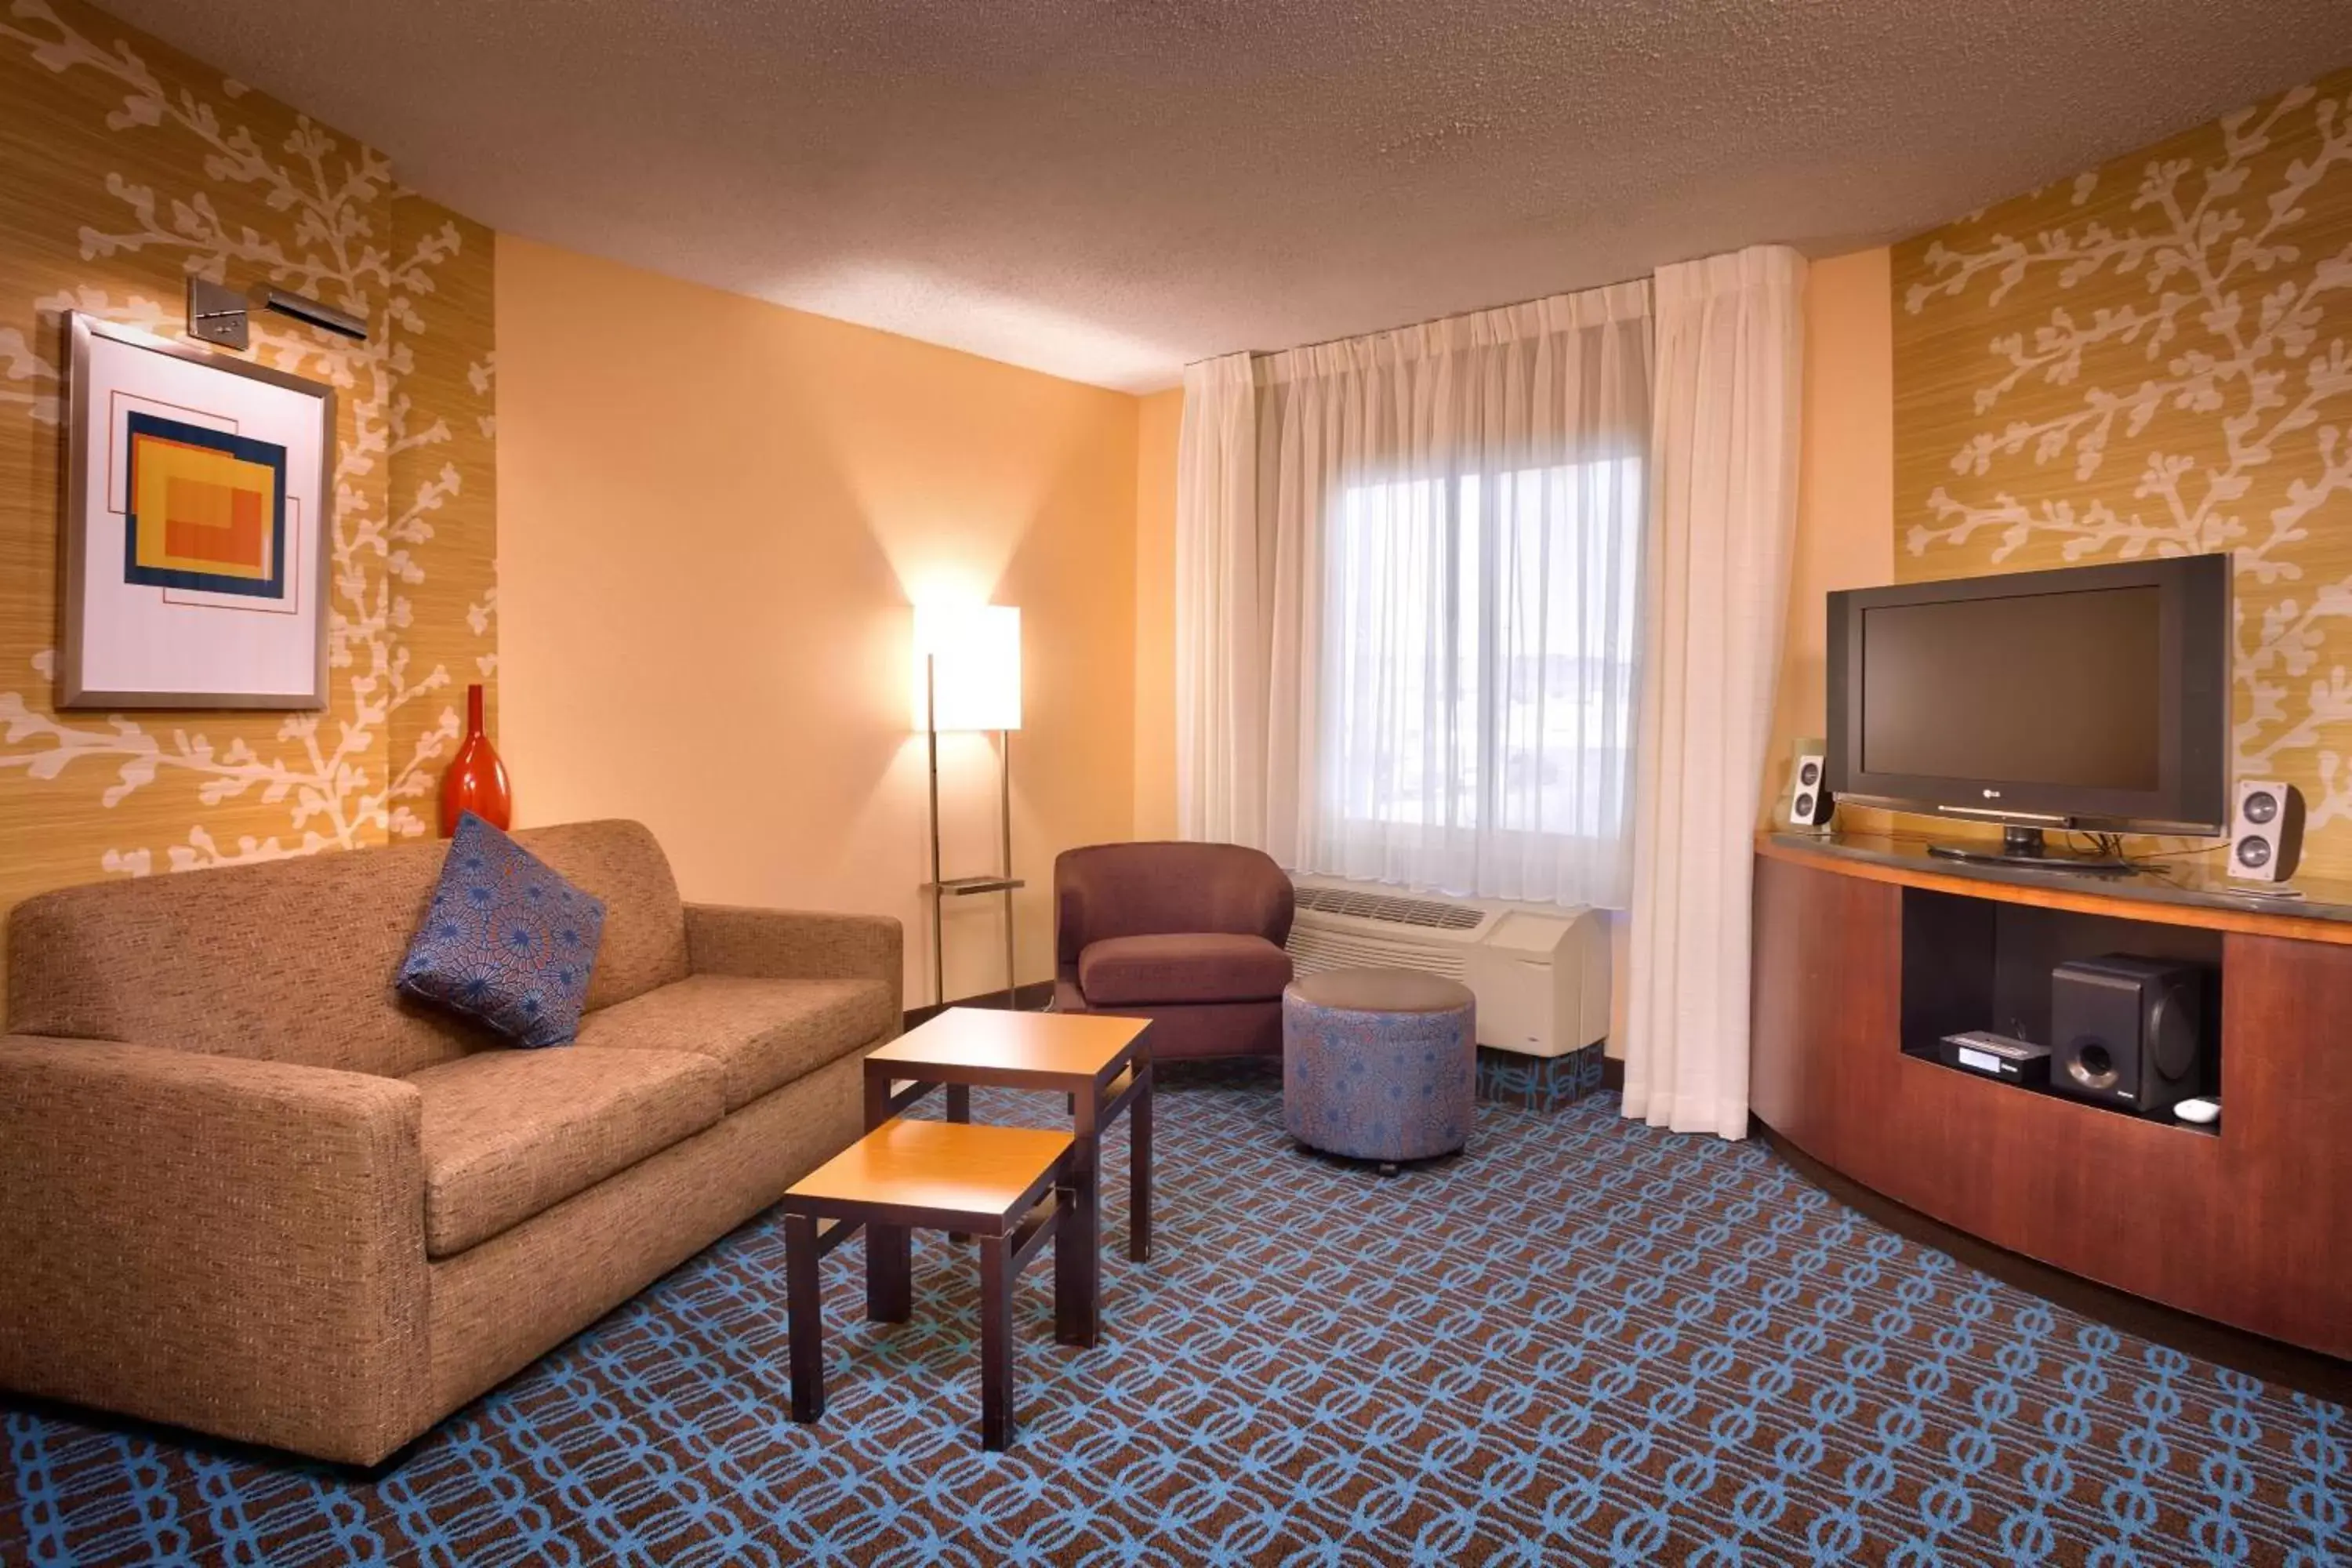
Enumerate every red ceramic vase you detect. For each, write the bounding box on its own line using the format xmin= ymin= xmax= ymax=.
xmin=439 ymin=683 xmax=512 ymax=835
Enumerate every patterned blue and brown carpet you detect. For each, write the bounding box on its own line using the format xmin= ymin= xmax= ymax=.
xmin=3 ymin=1072 xmax=2346 ymax=1566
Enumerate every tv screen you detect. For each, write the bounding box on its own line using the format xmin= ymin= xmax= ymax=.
xmin=1860 ymin=587 xmax=2162 ymax=790
xmin=1827 ymin=554 xmax=2230 ymax=836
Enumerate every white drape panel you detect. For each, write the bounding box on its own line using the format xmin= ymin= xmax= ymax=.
xmin=1174 ymin=281 xmax=1654 ymax=909
xmin=1621 ymin=245 xmax=1807 ymax=1140
xmin=1175 ymin=354 xmax=1265 ymax=844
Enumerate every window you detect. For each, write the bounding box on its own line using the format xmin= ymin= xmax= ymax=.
xmin=1318 ymin=457 xmax=1643 ymax=895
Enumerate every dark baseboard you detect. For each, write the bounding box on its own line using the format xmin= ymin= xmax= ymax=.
xmin=1600 ymin=1054 xmax=1623 ymax=1092
xmin=903 ymin=980 xmax=1055 ymax=1031
xmin=1754 ymin=1120 xmax=2352 ymax=1407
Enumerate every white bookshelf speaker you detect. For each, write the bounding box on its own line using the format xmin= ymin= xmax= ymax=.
xmin=2228 ymin=779 xmax=2303 ymax=883
xmin=1785 ymin=737 xmax=1834 ymax=829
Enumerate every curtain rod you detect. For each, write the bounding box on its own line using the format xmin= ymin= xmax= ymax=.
xmin=1178 ymin=269 xmax=1655 ymax=375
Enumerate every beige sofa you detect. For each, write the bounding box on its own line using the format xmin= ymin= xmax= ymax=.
xmin=0 ymin=820 xmax=899 ymax=1466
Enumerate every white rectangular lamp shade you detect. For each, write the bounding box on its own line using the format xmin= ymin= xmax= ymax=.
xmin=910 ymin=604 xmax=1022 ymax=731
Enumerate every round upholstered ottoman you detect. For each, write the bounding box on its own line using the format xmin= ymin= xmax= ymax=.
xmin=1283 ymin=967 xmax=1475 ymax=1169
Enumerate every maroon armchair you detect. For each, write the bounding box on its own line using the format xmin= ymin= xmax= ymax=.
xmin=1054 ymin=842 xmax=1296 ymax=1061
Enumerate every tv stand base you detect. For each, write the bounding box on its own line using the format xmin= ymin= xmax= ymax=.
xmin=1926 ymin=825 xmax=2132 ymax=876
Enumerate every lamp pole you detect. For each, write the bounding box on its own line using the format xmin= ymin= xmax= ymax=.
xmin=926 ymin=653 xmax=945 ymax=1011
xmin=916 ymin=608 xmax=1024 ymax=1017
xmin=1000 ymin=727 xmax=1016 ymax=1010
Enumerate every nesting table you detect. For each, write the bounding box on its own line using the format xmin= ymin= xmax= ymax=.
xmin=782 ymin=1118 xmax=1082 ymax=1450
xmin=862 ymin=1007 xmax=1153 ymax=1347
xmin=781 ymin=1007 xmax=1156 ymax=1450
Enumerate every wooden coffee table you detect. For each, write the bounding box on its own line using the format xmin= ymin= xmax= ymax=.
xmin=863 ymin=1007 xmax=1152 ymax=1348
xmin=782 ymin=1117 xmax=1081 ymax=1451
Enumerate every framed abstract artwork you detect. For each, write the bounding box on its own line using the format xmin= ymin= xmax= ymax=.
xmin=60 ymin=313 xmax=335 ymax=709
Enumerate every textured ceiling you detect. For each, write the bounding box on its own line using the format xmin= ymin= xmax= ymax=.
xmin=98 ymin=0 xmax=2352 ymax=392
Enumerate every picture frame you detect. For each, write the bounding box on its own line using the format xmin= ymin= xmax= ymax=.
xmin=60 ymin=312 xmax=336 ymax=710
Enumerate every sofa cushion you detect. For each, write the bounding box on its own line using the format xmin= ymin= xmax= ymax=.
xmin=575 ymin=975 xmax=895 ymax=1110
xmin=408 ymin=1047 xmax=723 ymax=1257
xmin=1078 ymin=933 xmax=1293 ymax=1007
xmin=397 ymin=814 xmax=608 ymax=1048
xmin=5 ymin=818 xmax=689 ymax=1080
xmin=521 ymin=821 xmax=692 ymax=1012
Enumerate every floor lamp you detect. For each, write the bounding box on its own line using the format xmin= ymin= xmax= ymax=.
xmin=912 ymin=604 xmax=1022 ymax=1011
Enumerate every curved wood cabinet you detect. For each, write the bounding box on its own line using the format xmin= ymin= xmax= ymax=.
xmin=1751 ymin=837 xmax=2352 ymax=1359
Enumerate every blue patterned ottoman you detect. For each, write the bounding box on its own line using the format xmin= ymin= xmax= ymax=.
xmin=1283 ymin=967 xmax=1475 ymax=1167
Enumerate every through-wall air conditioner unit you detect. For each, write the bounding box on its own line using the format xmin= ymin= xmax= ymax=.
xmin=1285 ymin=877 xmax=1610 ymax=1058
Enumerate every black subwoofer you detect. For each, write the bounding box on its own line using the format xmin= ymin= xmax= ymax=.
xmin=2049 ymin=955 xmax=2208 ymax=1116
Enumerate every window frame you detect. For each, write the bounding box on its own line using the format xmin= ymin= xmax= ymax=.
xmin=1318 ymin=455 xmax=1644 ymax=855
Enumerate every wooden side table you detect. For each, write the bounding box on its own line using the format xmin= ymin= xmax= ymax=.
xmin=782 ymin=1117 xmax=1082 ymax=1452
xmin=862 ymin=1008 xmax=1152 ymax=1348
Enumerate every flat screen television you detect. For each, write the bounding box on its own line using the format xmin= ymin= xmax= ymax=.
xmin=1826 ymin=554 xmax=2230 ymax=871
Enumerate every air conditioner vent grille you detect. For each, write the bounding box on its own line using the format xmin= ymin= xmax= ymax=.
xmin=1291 ymin=885 xmax=1483 ymax=931
xmin=1287 ymin=928 xmax=1469 ymax=982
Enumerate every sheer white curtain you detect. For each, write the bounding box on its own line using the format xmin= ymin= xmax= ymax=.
xmin=1175 ymin=354 xmax=1265 ymax=845
xmin=1177 ymin=281 xmax=1654 ymax=909
xmin=1621 ymin=245 xmax=1807 ymax=1139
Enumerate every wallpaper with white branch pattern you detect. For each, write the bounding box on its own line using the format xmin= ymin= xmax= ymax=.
xmin=0 ymin=0 xmax=496 ymax=989
xmin=1896 ymin=66 xmax=2352 ymax=876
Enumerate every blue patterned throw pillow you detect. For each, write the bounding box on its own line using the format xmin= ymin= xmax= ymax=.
xmin=397 ymin=813 xmax=606 ymax=1047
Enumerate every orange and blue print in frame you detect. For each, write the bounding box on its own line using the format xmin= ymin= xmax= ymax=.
xmin=121 ymin=412 xmax=289 ymax=599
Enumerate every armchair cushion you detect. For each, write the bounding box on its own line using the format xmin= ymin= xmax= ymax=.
xmin=398 ymin=813 xmax=607 ymax=1048
xmin=1054 ymin=842 xmax=1294 ymax=975
xmin=1078 ymin=932 xmax=1293 ymax=1007
xmin=575 ymin=973 xmax=895 ymax=1110
xmin=408 ymin=1046 xmax=723 ymax=1257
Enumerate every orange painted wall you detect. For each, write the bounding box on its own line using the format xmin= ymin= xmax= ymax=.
xmin=1764 ymin=247 xmax=1896 ymax=823
xmin=1132 ymin=388 xmax=1183 ymax=839
xmin=495 ymin=237 xmax=1139 ymax=1005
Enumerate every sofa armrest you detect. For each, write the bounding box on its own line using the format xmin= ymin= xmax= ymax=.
xmin=685 ymin=904 xmax=904 ymax=1022
xmin=0 ymin=1036 xmax=431 ymax=1465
